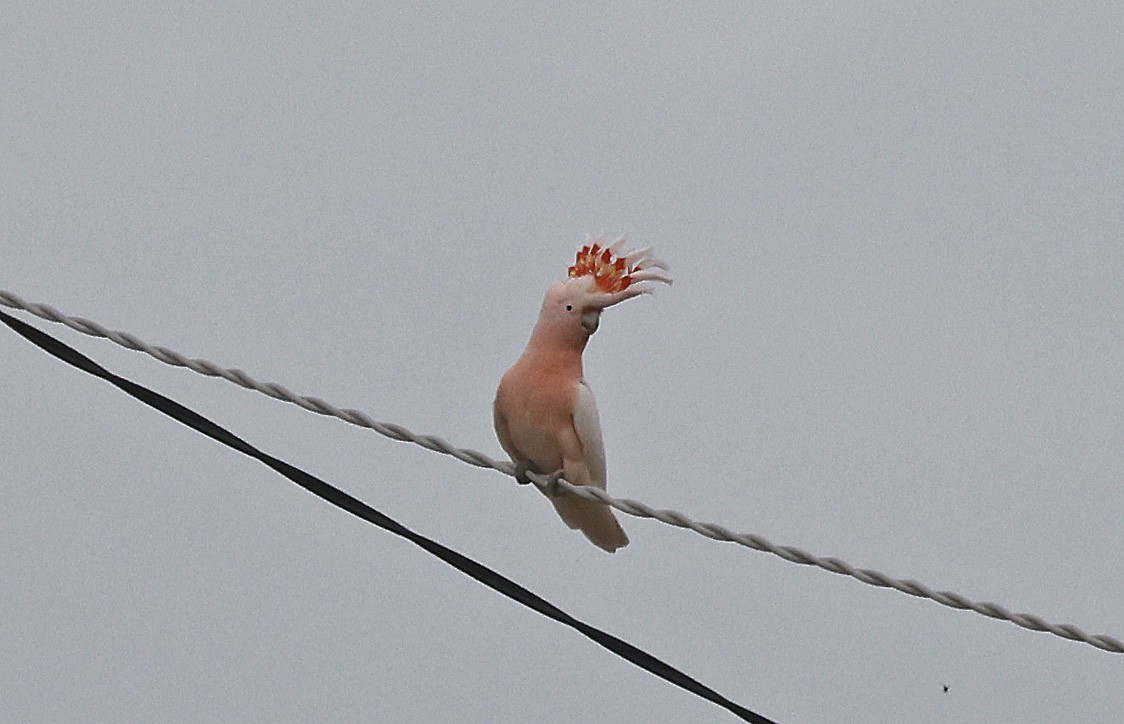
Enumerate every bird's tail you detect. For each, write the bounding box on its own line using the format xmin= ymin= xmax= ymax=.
xmin=550 ymin=495 xmax=629 ymax=553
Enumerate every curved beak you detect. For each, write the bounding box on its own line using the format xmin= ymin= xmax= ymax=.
xmin=580 ymin=310 xmax=601 ymax=335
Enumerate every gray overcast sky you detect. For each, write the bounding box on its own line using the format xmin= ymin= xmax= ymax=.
xmin=3 ymin=4 xmax=1122 ymax=722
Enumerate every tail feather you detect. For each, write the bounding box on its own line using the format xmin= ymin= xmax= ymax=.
xmin=550 ymin=495 xmax=629 ymax=552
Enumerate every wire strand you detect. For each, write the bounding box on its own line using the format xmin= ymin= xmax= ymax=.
xmin=1 ymin=308 xmax=772 ymax=724
xmin=3 ymin=288 xmax=1121 ymax=655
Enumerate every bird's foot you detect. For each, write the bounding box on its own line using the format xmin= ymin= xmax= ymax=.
xmin=514 ymin=464 xmax=531 ymax=485
xmin=544 ymin=470 xmax=564 ymax=497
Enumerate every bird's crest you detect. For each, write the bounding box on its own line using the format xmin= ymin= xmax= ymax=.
xmin=567 ymin=236 xmax=672 ymax=294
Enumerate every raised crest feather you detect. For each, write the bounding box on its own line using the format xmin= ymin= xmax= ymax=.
xmin=567 ymin=235 xmax=672 ymax=294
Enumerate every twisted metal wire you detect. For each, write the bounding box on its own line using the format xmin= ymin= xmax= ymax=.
xmin=3 ymin=288 xmax=1121 ymax=655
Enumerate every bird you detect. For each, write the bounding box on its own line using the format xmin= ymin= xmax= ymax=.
xmin=493 ymin=236 xmax=672 ymax=552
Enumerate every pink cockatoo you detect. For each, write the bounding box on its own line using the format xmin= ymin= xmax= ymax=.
xmin=493 ymin=237 xmax=672 ymax=552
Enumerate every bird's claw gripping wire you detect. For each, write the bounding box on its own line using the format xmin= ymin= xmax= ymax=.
xmin=544 ymin=470 xmax=565 ymax=497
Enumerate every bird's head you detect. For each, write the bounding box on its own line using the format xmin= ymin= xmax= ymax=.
xmin=539 ymin=236 xmax=672 ymax=341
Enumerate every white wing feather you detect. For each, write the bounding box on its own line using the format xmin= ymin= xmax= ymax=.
xmin=554 ymin=379 xmax=627 ymax=551
xmin=572 ymin=381 xmax=607 ymax=488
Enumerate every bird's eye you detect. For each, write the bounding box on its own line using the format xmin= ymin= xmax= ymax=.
xmin=565 ymin=304 xmax=573 ymax=311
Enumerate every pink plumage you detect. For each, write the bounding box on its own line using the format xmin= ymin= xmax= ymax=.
xmin=493 ymin=236 xmax=671 ymax=552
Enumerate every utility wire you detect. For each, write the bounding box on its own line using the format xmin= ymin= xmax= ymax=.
xmin=2 ymin=289 xmax=1121 ymax=655
xmin=1 ymin=309 xmax=774 ymax=724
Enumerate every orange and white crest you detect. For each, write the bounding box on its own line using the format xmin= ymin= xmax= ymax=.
xmin=566 ymin=236 xmax=672 ymax=298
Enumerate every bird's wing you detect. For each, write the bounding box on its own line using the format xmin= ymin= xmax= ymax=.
xmin=571 ymin=380 xmax=607 ymax=488
xmin=554 ymin=379 xmax=627 ymax=551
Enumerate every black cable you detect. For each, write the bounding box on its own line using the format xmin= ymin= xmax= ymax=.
xmin=2 ymin=309 xmax=776 ymax=723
